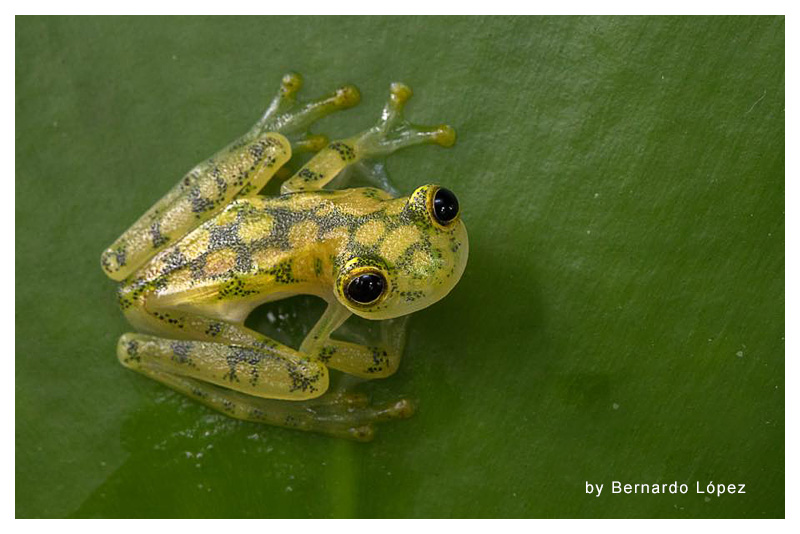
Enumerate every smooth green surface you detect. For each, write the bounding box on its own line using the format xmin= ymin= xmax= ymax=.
xmin=16 ymin=16 xmax=784 ymax=518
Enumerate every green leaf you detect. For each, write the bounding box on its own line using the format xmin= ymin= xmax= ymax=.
xmin=16 ymin=16 xmax=784 ymax=518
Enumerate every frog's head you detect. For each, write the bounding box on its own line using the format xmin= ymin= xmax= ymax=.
xmin=334 ymin=184 xmax=468 ymax=320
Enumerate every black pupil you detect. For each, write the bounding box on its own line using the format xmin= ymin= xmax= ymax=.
xmin=346 ymin=273 xmax=385 ymax=304
xmin=433 ymin=187 xmax=459 ymax=224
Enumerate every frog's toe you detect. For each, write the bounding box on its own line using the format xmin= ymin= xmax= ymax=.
xmin=279 ymin=71 xmax=303 ymax=98
xmin=256 ymin=72 xmax=362 ymax=137
xmin=308 ymin=390 xmax=370 ymax=409
xmin=349 ymin=82 xmax=457 ymax=158
xmin=334 ymin=84 xmax=361 ymax=108
xmin=348 ymin=425 xmax=376 ymax=442
xmin=433 ymin=124 xmax=457 ymax=147
xmin=340 ymin=392 xmax=370 ymax=408
xmin=377 ymin=398 xmax=416 ymax=420
xmin=293 ymin=133 xmax=329 ymax=154
xmin=336 ymin=399 xmax=413 ymax=441
xmin=392 ymin=398 xmax=415 ymax=418
xmin=389 ymin=81 xmax=413 ymax=107
xmin=347 ymin=397 xmax=416 ymax=423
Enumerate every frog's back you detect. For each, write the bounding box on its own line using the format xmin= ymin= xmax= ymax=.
xmin=120 ymin=188 xmax=395 ymax=319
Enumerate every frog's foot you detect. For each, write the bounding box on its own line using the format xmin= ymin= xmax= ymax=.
xmin=281 ymin=83 xmax=456 ymax=193
xmin=292 ymin=391 xmax=416 ymax=441
xmin=352 ymin=82 xmax=456 ymax=159
xmin=255 ymin=72 xmax=361 ymax=143
xmin=146 ymin=369 xmax=414 ymax=442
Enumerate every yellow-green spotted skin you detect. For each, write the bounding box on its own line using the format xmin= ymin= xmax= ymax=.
xmin=101 ymin=74 xmax=467 ymax=441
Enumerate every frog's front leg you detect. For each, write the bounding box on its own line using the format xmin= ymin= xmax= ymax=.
xmin=301 ymin=303 xmax=410 ymax=379
xmin=281 ymin=82 xmax=456 ymax=194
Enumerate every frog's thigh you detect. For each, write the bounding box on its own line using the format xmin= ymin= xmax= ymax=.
xmin=117 ymin=333 xmax=328 ymax=401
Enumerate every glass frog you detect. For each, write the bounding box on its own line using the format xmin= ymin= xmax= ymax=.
xmin=101 ymin=73 xmax=468 ymax=441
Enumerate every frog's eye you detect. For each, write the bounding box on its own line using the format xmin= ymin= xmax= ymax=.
xmin=431 ymin=187 xmax=459 ymax=225
xmin=344 ymin=271 xmax=386 ymax=304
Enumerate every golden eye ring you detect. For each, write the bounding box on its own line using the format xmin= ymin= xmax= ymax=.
xmin=342 ymin=267 xmax=388 ymax=306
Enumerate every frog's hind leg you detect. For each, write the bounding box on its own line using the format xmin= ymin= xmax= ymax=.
xmin=118 ymin=333 xmax=329 ymax=400
xmin=281 ymin=82 xmax=456 ymax=194
xmin=100 ymin=73 xmax=360 ymax=282
xmin=99 ymin=130 xmax=292 ymax=281
xmin=118 ymin=334 xmax=411 ymax=441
